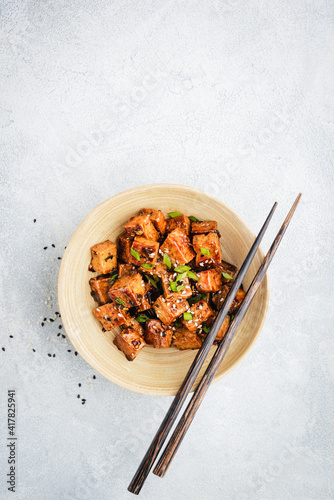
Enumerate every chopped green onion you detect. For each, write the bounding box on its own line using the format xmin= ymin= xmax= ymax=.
xmin=230 ymin=314 xmax=235 ymax=321
xmin=183 ymin=312 xmax=193 ymax=321
xmin=189 ymin=216 xmax=198 ymax=222
xmin=116 ymin=298 xmax=126 ymax=307
xmin=142 ymin=263 xmax=155 ymax=269
xmin=187 ymin=270 xmax=199 ymax=281
xmin=170 ymin=281 xmax=177 ymax=292
xmin=168 ymin=211 xmax=182 ymax=218
xmin=163 ymin=253 xmax=172 ymax=269
xmin=174 ymin=265 xmax=191 ymax=273
xmin=188 ymin=294 xmax=204 ymax=305
xmin=200 ymin=247 xmax=210 ymax=256
xmin=131 ymin=248 xmax=141 ymax=261
xmin=145 ymin=275 xmax=158 ymax=289
xmin=109 ymin=273 xmax=118 ymax=285
xmin=222 ymin=272 xmax=234 ymax=280
xmin=176 ymin=284 xmax=185 ymax=292
xmin=176 ymin=271 xmax=187 ymax=282
xmin=136 ymin=314 xmax=149 ymax=323
xmin=203 ymin=326 xmax=210 ymax=333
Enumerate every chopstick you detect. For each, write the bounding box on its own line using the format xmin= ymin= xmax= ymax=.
xmin=128 ymin=201 xmax=277 ymax=495
xmin=153 ymin=193 xmax=302 ymax=477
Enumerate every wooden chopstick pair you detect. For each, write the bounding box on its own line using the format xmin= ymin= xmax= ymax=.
xmin=128 ymin=194 xmax=302 ymax=495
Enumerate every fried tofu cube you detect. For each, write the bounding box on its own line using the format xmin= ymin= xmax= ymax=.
xmin=113 ymin=327 xmax=146 ymax=361
xmin=144 ymin=319 xmax=173 ymax=348
xmin=193 ymin=233 xmax=222 ymax=267
xmin=161 ymin=272 xmax=193 ymax=301
xmin=139 ymin=208 xmax=167 ymax=236
xmin=160 ymin=228 xmax=195 ymax=267
xmin=138 ymin=258 xmax=169 ymax=277
xmin=215 ymin=315 xmax=230 ymax=341
xmin=216 ymin=260 xmax=238 ymax=283
xmin=191 ymin=220 xmax=219 ymax=235
xmin=123 ymin=316 xmax=144 ymax=336
xmin=118 ymin=232 xmax=133 ymax=263
xmin=182 ymin=299 xmax=214 ymax=332
xmin=109 ymin=273 xmax=145 ymax=308
xmin=124 ymin=214 xmax=159 ymax=241
xmin=196 ymin=268 xmax=223 ymax=293
xmin=212 ymin=284 xmax=246 ymax=313
xmin=118 ymin=263 xmax=137 ymax=278
xmin=89 ymin=274 xmax=114 ymax=305
xmin=89 ymin=240 xmax=117 ymax=274
xmin=153 ymin=296 xmax=188 ymax=326
xmin=172 ymin=326 xmax=202 ymax=350
xmin=130 ymin=236 xmax=159 ymax=266
xmin=138 ymin=282 xmax=154 ymax=311
xmin=93 ymin=302 xmax=129 ymax=330
xmin=167 ymin=215 xmax=191 ymax=235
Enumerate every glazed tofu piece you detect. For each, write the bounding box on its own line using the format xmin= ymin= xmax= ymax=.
xmin=118 ymin=263 xmax=137 ymax=278
xmin=138 ymin=283 xmax=154 ymax=311
xmin=139 ymin=258 xmax=169 ymax=277
xmin=130 ymin=236 xmax=159 ymax=266
xmin=160 ymin=228 xmax=196 ymax=267
xmin=161 ymin=272 xmax=193 ymax=301
xmin=93 ymin=302 xmax=129 ymax=330
xmin=144 ymin=319 xmax=173 ymax=348
xmin=139 ymin=208 xmax=167 ymax=236
xmin=182 ymin=299 xmax=214 ymax=332
xmin=124 ymin=214 xmax=159 ymax=241
xmin=193 ymin=233 xmax=222 ymax=267
xmin=216 ymin=260 xmax=238 ymax=282
xmin=196 ymin=268 xmax=222 ymax=293
xmin=212 ymin=284 xmax=246 ymax=313
xmin=191 ymin=221 xmax=218 ymax=235
xmin=89 ymin=274 xmax=114 ymax=305
xmin=118 ymin=232 xmax=133 ymax=263
xmin=172 ymin=326 xmax=202 ymax=350
xmin=167 ymin=215 xmax=191 ymax=236
xmin=153 ymin=296 xmax=188 ymax=326
xmin=123 ymin=316 xmax=144 ymax=336
xmin=215 ymin=315 xmax=230 ymax=341
xmin=114 ymin=327 xmax=146 ymax=361
xmin=109 ymin=273 xmax=145 ymax=308
xmin=89 ymin=240 xmax=117 ymax=274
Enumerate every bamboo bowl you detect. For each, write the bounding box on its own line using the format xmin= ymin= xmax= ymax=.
xmin=58 ymin=184 xmax=269 ymax=396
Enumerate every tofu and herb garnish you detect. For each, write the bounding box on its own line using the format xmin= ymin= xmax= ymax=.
xmin=88 ymin=208 xmax=245 ymax=361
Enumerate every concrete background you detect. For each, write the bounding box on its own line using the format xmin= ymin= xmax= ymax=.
xmin=1 ymin=1 xmax=333 ymax=499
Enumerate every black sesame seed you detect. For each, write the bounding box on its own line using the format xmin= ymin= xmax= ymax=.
xmin=58 ymin=257 xmax=61 ymax=260
xmin=77 ymin=394 xmax=80 ymax=398
xmin=2 ymin=347 xmax=5 ymax=351
xmin=9 ymin=335 xmax=13 ymax=338
xmin=102 ymin=328 xmax=106 ymax=332
xmin=52 ymin=244 xmax=55 ymax=248
xmin=78 ymin=383 xmax=81 ymax=387
xmin=32 ymin=348 xmax=36 ymax=352
xmin=75 ymin=351 xmax=78 ymax=356
xmin=55 ymin=311 xmax=59 ymax=315
xmin=65 ymin=246 xmax=67 ymax=249
xmin=57 ymin=333 xmax=60 ymax=337
xmin=53 ymin=354 xmax=56 ymax=357
xmin=62 ymin=334 xmax=65 ymax=339
xmin=44 ymin=318 xmax=47 ymax=321
xmin=48 ymin=353 xmax=51 ymax=357
xmin=44 ymin=247 xmax=48 ymax=250
xmin=82 ymin=401 xmax=85 ymax=405
xmin=58 ymin=325 xmax=62 ymax=329
xmin=50 ymin=318 xmax=54 ymax=322
xmin=41 ymin=322 xmax=44 ymax=326
xmin=93 ymin=375 xmax=96 ymax=379
xmin=67 ymin=350 xmax=71 ymax=352
xmin=82 ymin=399 xmax=86 ymax=402
xmin=33 ymin=219 xmax=36 ymax=223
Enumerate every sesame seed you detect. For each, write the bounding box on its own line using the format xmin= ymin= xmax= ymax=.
xmin=53 ymin=354 xmax=56 ymax=357
xmin=58 ymin=325 xmax=62 ymax=329
xmin=48 ymin=353 xmax=51 ymax=357
xmin=77 ymin=394 xmax=80 ymax=398
xmin=44 ymin=247 xmax=48 ymax=250
xmin=75 ymin=351 xmax=78 ymax=356
xmin=67 ymin=350 xmax=71 ymax=352
xmin=33 ymin=219 xmax=36 ymax=222
xmin=9 ymin=335 xmax=13 ymax=338
xmin=52 ymin=244 xmax=55 ymax=248
xmin=93 ymin=375 xmax=96 ymax=379
xmin=2 ymin=347 xmax=5 ymax=351
xmin=32 ymin=348 xmax=36 ymax=352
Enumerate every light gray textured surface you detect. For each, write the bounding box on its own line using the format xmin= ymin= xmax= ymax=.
xmin=1 ymin=1 xmax=333 ymax=499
